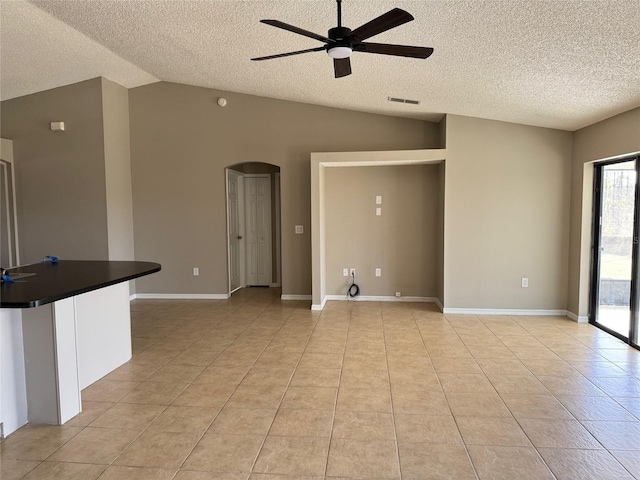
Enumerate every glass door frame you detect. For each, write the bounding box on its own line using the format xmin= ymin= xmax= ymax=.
xmin=589 ymin=155 xmax=640 ymax=349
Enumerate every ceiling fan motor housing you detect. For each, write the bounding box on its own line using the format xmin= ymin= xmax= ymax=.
xmin=328 ymin=27 xmax=353 ymax=46
xmin=327 ymin=26 xmax=354 ymax=58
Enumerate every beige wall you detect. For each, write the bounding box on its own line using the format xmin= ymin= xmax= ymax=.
xmin=102 ymin=78 xmax=135 ymax=262
xmin=444 ymin=115 xmax=572 ymax=310
xmin=1 ymin=79 xmax=110 ymax=262
xmin=568 ymin=107 xmax=640 ymax=317
xmin=129 ymin=81 xmax=438 ymax=295
xmin=324 ymin=165 xmax=442 ymax=297
xmin=10 ymin=74 xmax=629 ymax=314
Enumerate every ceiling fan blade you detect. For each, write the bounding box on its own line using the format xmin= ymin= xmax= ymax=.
xmin=334 ymin=57 xmax=352 ymax=78
xmin=354 ymin=42 xmax=434 ymax=59
xmin=252 ymin=46 xmax=326 ymax=61
xmin=261 ymin=20 xmax=333 ymax=44
xmin=350 ymin=8 xmax=414 ymax=41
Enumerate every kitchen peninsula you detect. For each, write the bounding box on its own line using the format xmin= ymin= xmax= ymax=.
xmin=0 ymin=260 xmax=160 ymax=427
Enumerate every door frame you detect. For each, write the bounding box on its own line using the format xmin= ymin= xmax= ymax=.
xmin=589 ymin=155 xmax=640 ymax=349
xmin=274 ymin=172 xmax=281 ymax=287
xmin=0 ymin=153 xmax=20 ymax=267
xmin=226 ymin=168 xmax=245 ymax=294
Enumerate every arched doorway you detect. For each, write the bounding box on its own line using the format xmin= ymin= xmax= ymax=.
xmin=226 ymin=162 xmax=281 ymax=294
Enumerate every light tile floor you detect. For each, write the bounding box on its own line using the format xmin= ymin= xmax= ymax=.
xmin=2 ymin=288 xmax=640 ymax=479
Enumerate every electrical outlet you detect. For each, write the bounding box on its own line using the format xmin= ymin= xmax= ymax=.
xmin=521 ymin=277 xmax=528 ymax=288
xmin=375 ymin=268 xmax=381 ymax=277
xmin=343 ymin=268 xmax=349 ymax=277
xmin=295 ymin=225 xmax=304 ymax=234
xmin=350 ymin=268 xmax=356 ymax=276
xmin=193 ymin=267 xmax=199 ymax=276
xmin=395 ymin=291 xmax=401 ymax=297
xmin=376 ymin=207 xmax=382 ymax=216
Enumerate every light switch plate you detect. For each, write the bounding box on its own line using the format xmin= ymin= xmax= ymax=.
xmin=376 ymin=207 xmax=382 ymax=216
xmin=376 ymin=195 xmax=382 ymax=205
xmin=375 ymin=268 xmax=381 ymax=277
xmin=295 ymin=225 xmax=304 ymax=234
xmin=521 ymin=277 xmax=528 ymax=288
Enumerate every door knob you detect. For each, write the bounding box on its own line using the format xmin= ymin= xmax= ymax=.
xmin=237 ymin=235 xmax=243 ymax=240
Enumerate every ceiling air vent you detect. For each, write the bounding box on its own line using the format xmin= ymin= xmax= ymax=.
xmin=387 ymin=97 xmax=421 ymax=105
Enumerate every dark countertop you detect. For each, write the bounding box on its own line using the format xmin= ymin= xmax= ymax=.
xmin=0 ymin=260 xmax=161 ymax=308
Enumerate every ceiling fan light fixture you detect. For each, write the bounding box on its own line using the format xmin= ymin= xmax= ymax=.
xmin=327 ymin=46 xmax=352 ymax=59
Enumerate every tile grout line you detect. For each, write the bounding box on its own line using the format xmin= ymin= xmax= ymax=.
xmin=415 ymin=310 xmax=481 ymax=480
xmin=113 ymin=292 xmax=272 ymax=477
xmin=476 ymin=315 xmax=625 ymax=478
xmin=243 ymin=297 xmax=328 ymax=476
xmin=322 ymin=300 xmax=352 ymax=479
xmin=384 ymin=308 xmax=409 ymax=480
xmin=474 ymin=316 xmax=564 ymax=479
xmin=106 ymin=295 xmax=258 ymax=479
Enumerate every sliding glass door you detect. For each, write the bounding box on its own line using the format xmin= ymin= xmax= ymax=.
xmin=591 ymin=157 xmax=639 ymax=348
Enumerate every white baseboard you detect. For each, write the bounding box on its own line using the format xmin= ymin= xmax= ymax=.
xmin=310 ymin=295 xmax=438 ymax=310
xmin=129 ymin=294 xmax=137 ymax=301
xmin=442 ymin=308 xmax=567 ymax=316
xmin=133 ymin=293 xmax=230 ymax=300
xmin=566 ymin=311 xmax=589 ymax=323
xmin=311 ymin=296 xmax=327 ymax=311
xmin=324 ymin=295 xmax=438 ymax=303
xmin=281 ymin=294 xmax=312 ymax=301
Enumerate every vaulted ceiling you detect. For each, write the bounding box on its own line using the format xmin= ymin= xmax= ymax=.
xmin=2 ymin=0 xmax=639 ymax=131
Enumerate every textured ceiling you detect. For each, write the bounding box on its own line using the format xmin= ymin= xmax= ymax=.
xmin=2 ymin=0 xmax=640 ymax=131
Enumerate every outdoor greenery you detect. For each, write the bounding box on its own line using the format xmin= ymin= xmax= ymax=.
xmin=601 ymin=253 xmax=632 ymax=280
xmin=601 ymin=167 xmax=635 ymax=238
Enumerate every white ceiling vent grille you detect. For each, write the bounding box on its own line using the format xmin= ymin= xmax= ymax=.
xmin=387 ymin=97 xmax=421 ymax=105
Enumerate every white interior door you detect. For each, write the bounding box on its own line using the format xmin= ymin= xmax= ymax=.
xmin=227 ymin=169 xmax=244 ymax=292
xmin=245 ymin=176 xmax=272 ymax=286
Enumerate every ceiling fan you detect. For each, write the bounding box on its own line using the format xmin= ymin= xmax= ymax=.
xmin=251 ymin=0 xmax=434 ymax=78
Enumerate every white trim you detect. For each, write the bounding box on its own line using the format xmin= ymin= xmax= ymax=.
xmin=225 ymin=168 xmax=232 ymax=293
xmin=281 ymin=294 xmax=312 ymax=301
xmin=229 ymin=285 xmax=243 ymax=294
xmin=129 ymin=294 xmax=137 ymax=301
xmin=324 ymin=295 xmax=438 ymax=303
xmin=311 ymin=296 xmax=328 ymax=311
xmin=275 ymin=172 xmax=281 ymax=287
xmin=435 ymin=298 xmax=444 ymax=312
xmin=134 ymin=293 xmax=230 ymax=300
xmin=566 ymin=311 xmax=589 ymax=323
xmin=442 ymin=308 xmax=567 ymax=316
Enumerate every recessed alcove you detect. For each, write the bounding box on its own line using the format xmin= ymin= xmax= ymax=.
xmin=311 ymin=149 xmax=447 ymax=310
